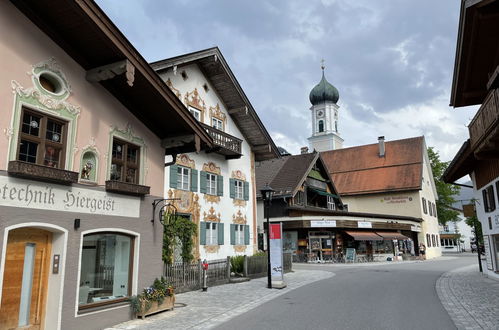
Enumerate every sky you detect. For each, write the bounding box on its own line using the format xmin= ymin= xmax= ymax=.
xmin=96 ymin=0 xmax=478 ymax=162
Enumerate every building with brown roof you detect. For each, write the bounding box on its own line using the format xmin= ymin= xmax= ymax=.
xmin=321 ymin=136 xmax=442 ymax=259
xmin=256 ymin=151 xmax=425 ymax=263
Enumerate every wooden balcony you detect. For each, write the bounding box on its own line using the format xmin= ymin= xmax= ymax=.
xmin=468 ymin=88 xmax=499 ymax=159
xmin=201 ymin=123 xmax=243 ymax=159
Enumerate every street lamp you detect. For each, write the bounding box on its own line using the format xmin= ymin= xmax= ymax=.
xmin=261 ymin=183 xmax=274 ymax=289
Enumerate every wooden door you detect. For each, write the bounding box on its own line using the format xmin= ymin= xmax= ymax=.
xmin=0 ymin=228 xmax=52 ymax=330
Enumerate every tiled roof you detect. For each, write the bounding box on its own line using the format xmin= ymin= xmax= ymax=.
xmin=256 ymin=152 xmax=318 ymax=197
xmin=321 ymin=137 xmax=424 ymax=195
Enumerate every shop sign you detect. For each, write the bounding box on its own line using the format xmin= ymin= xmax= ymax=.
xmin=345 ymin=248 xmax=356 ymax=262
xmin=270 ymin=223 xmax=284 ymax=280
xmin=310 ymin=220 xmax=336 ymax=227
xmin=0 ymin=175 xmax=140 ymax=218
xmin=381 ymin=196 xmax=413 ymax=204
xmin=358 ymin=221 xmax=372 ymax=228
xmin=411 ymin=225 xmax=421 ymax=232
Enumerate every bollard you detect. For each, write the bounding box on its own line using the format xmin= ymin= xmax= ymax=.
xmin=202 ymin=259 xmax=208 ymax=292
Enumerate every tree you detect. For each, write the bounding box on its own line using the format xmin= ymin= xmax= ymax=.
xmin=427 ymin=147 xmax=460 ymax=225
xmin=465 ymin=215 xmax=483 ymax=245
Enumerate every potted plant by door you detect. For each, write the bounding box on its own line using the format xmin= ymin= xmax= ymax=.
xmin=129 ymin=277 xmax=175 ymax=319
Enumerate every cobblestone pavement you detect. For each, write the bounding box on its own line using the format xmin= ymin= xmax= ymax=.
xmin=106 ymin=269 xmax=334 ymax=330
xmin=436 ymin=264 xmax=499 ymax=330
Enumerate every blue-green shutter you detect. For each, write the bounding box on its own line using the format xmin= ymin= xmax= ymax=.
xmin=200 ymin=222 xmax=206 ymax=245
xmin=190 ymin=169 xmax=198 ymax=192
xmin=218 ymin=223 xmax=224 ymax=245
xmin=244 ymin=182 xmax=250 ymax=201
xmin=200 ymin=171 xmax=207 ymax=194
xmin=244 ymin=225 xmax=250 ymax=245
xmin=230 ymin=224 xmax=236 ymax=245
xmin=217 ymin=175 xmax=224 ymax=196
xmin=229 ymin=178 xmax=235 ymax=199
xmin=169 ymin=165 xmax=178 ymax=189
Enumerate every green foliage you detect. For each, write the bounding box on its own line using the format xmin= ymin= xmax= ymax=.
xmin=128 ymin=276 xmax=173 ymax=314
xmin=230 ymin=255 xmax=244 ymax=274
xmin=427 ymin=147 xmax=461 ymax=225
xmin=253 ymin=251 xmax=267 ymax=257
xmin=465 ymin=215 xmax=483 ymax=245
xmin=163 ymin=213 xmax=197 ymax=265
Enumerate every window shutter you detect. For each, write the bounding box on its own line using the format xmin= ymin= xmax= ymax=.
xmin=200 ymin=222 xmax=206 ymax=245
xmin=483 ymin=189 xmax=489 ymax=212
xmin=169 ymin=165 xmax=178 ymax=189
xmin=230 ymin=224 xmax=235 ymax=245
xmin=229 ymin=178 xmax=235 ymax=199
xmin=488 ymin=186 xmax=496 ymax=211
xmin=244 ymin=182 xmax=250 ymax=201
xmin=190 ymin=169 xmax=198 ymax=192
xmin=217 ymin=175 xmax=224 ymax=196
xmin=218 ymin=223 xmax=224 ymax=245
xmin=200 ymin=171 xmax=207 ymax=194
xmin=244 ymin=225 xmax=250 ymax=245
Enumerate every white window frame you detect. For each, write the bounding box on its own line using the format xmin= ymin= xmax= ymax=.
xmin=235 ymin=224 xmax=244 ymax=245
xmin=206 ymin=173 xmax=217 ymax=195
xmin=212 ymin=117 xmax=223 ymax=131
xmin=206 ymin=222 xmax=218 ymax=245
xmin=235 ymin=179 xmax=244 ymax=200
xmin=188 ymin=107 xmax=201 ymax=121
xmin=177 ymin=166 xmax=190 ymax=191
xmin=327 ymin=196 xmax=335 ymax=210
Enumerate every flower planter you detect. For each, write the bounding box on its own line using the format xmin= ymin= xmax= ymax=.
xmin=136 ymin=295 xmax=175 ymax=319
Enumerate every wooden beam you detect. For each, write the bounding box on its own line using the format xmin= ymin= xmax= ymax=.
xmin=228 ymin=106 xmax=248 ymax=115
xmin=487 ymin=65 xmax=499 ymax=91
xmin=86 ymin=59 xmax=135 ymax=86
xmin=161 ymin=134 xmax=196 ymax=149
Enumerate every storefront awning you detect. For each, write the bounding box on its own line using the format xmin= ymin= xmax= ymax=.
xmin=309 ymin=188 xmax=339 ymax=198
xmin=345 ymin=231 xmax=383 ymax=241
xmin=375 ymin=232 xmax=410 ymax=240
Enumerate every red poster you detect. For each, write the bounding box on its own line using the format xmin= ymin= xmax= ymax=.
xmin=270 ymin=223 xmax=281 ymax=239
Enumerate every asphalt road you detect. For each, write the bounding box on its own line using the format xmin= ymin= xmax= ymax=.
xmin=215 ymin=255 xmax=475 ymax=330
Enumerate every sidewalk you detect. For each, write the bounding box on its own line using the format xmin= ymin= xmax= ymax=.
xmin=106 ymin=269 xmax=334 ymax=330
xmin=436 ymin=264 xmax=499 ymax=330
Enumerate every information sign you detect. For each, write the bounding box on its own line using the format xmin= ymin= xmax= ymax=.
xmin=345 ymin=248 xmax=356 ymax=262
xmin=270 ymin=223 xmax=284 ymax=280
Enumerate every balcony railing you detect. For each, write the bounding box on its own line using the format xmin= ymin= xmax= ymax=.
xmin=201 ymin=123 xmax=242 ymax=159
xmin=468 ymin=88 xmax=499 ymax=157
xmin=306 ymin=177 xmax=328 ymax=191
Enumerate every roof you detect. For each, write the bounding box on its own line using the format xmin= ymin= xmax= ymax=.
xmin=451 ymin=0 xmax=499 ymax=107
xmin=11 ymin=0 xmax=213 ymax=155
xmin=309 ymin=70 xmax=339 ymax=105
xmin=256 ymin=152 xmax=317 ymax=197
xmin=150 ymin=47 xmax=280 ymax=161
xmin=321 ymin=137 xmax=424 ymax=196
xmin=442 ymin=140 xmax=476 ymax=183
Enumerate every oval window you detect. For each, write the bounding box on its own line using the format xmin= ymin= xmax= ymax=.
xmin=38 ymin=72 xmax=63 ymax=94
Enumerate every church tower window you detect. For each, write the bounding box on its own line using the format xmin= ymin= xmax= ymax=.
xmin=318 ymin=120 xmax=324 ymax=133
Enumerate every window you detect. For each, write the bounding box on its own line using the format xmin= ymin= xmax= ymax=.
xmin=110 ymin=139 xmax=140 ymax=184
xmin=294 ymin=191 xmax=304 ymax=205
xmin=482 ymin=185 xmax=496 ymax=212
xmin=422 ymin=197 xmax=427 ymax=214
xmin=327 ymin=196 xmax=336 ymax=210
xmin=17 ymin=108 xmax=67 ymax=168
xmin=443 ymin=225 xmax=449 ymax=232
xmin=428 ymin=201 xmax=433 ymax=216
xmin=78 ymin=233 xmax=133 ymax=309
xmin=206 ymin=173 xmax=217 ymax=195
xmin=212 ymin=117 xmax=223 ymax=131
xmin=188 ymin=107 xmax=201 ymax=121
xmin=230 ymin=178 xmax=248 ymax=200
xmin=235 ymin=224 xmax=245 ymax=245
xmin=206 ymin=222 xmax=218 ymax=245
xmin=318 ymin=120 xmax=324 ymax=133
xmin=234 ymin=179 xmax=244 ymax=200
xmin=426 ymin=233 xmax=431 ymax=247
xmin=177 ymin=166 xmax=190 ymax=191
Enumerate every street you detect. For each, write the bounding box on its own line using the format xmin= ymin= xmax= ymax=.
xmin=215 ymin=256 xmax=477 ymax=330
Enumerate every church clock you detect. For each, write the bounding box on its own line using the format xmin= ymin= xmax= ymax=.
xmin=316 ymin=110 xmax=324 ymax=118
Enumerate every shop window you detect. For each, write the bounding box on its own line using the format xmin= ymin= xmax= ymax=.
xmin=422 ymin=197 xmax=427 ymax=214
xmin=200 ymin=222 xmax=224 ymax=245
xmin=78 ymin=233 xmax=133 ymax=309
xmin=110 ymin=139 xmax=140 ymax=184
xmin=231 ymin=224 xmax=249 ymax=245
xmin=17 ymin=108 xmax=67 ymax=168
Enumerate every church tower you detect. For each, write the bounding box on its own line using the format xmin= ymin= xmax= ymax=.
xmin=307 ymin=64 xmax=343 ymax=151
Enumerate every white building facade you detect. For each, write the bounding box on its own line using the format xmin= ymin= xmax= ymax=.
xmin=152 ymin=48 xmax=279 ymax=261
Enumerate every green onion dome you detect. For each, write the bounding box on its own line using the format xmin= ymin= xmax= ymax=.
xmin=309 ymin=71 xmax=339 ymax=105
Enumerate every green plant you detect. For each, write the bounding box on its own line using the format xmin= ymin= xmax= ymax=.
xmin=163 ymin=213 xmax=197 ymax=265
xmin=253 ymin=251 xmax=266 ymax=257
xmin=128 ymin=276 xmax=174 ymax=314
xmin=230 ymin=255 xmax=244 ymax=275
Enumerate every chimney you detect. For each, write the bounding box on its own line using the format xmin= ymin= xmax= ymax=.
xmin=378 ymin=136 xmax=385 ymax=157
xmin=300 ymin=146 xmax=309 ymax=154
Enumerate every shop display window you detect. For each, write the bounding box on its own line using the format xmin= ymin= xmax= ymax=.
xmin=79 ymin=233 xmax=133 ymax=309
